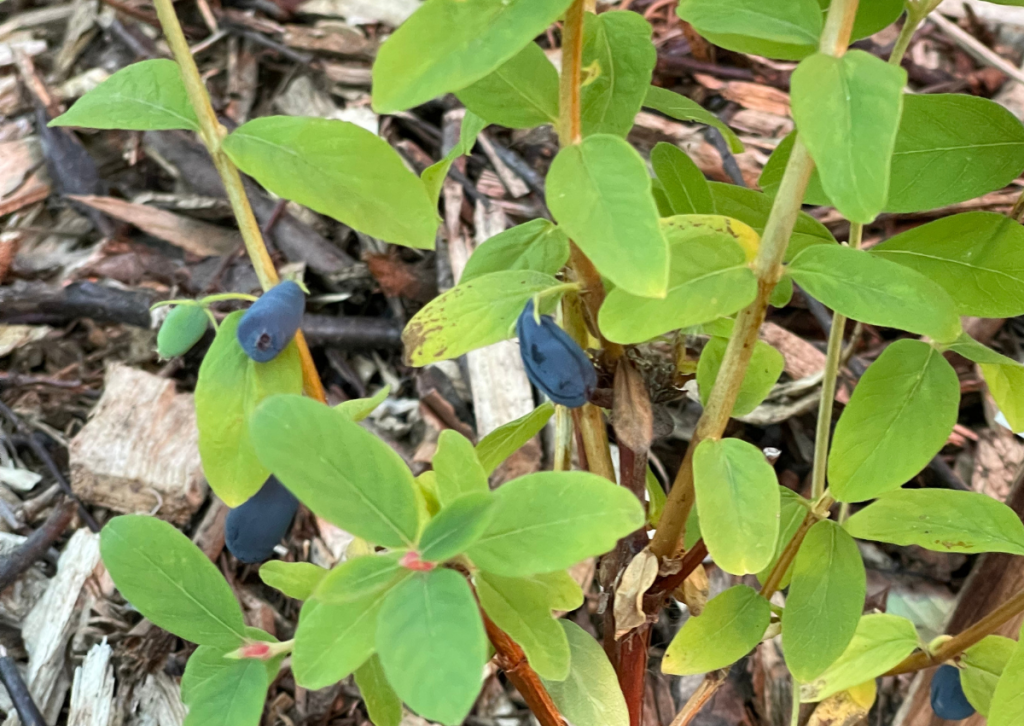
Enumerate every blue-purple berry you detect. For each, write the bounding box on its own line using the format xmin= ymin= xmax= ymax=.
xmin=930 ymin=664 xmax=975 ymax=721
xmin=516 ymin=299 xmax=597 ymax=408
xmin=225 ymin=476 xmax=299 ymax=564
xmin=237 ymin=281 xmax=305 ymax=363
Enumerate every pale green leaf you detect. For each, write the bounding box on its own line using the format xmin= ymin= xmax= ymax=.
xmin=259 ymin=561 xmax=327 ymax=601
xmin=100 ymin=515 xmax=247 ymax=649
xmin=354 ymin=655 xmax=403 ymax=726
xmin=420 ymin=493 xmax=496 ymax=562
xmin=456 ymin=42 xmax=559 ymax=128
xmin=376 ymin=570 xmax=487 ymax=726
xmin=643 ymin=86 xmax=743 ymax=153
xmin=476 ymin=570 xmax=571 ymax=680
xmin=50 ymin=59 xmax=198 ymax=131
xmin=844 ymin=489 xmax=1024 ymax=555
xmin=250 ymin=395 xmax=420 ymax=548
xmin=829 ymin=340 xmax=960 ymax=503
xmin=195 ymin=312 xmax=303 ymax=507
xmin=402 ymin=270 xmax=560 ymax=366
xmin=432 ymin=430 xmax=490 ymax=506
xmin=676 ymin=0 xmax=823 ymax=61
xmin=525 ymin=570 xmax=585 ymax=612
xmin=693 ymin=438 xmax=780 ymax=575
xmin=422 ymin=111 xmax=487 ymax=203
xmin=476 ymin=402 xmax=556 ymax=475
xmin=460 ymin=220 xmax=571 ymax=283
xmin=466 ymin=471 xmax=645 ymax=577
xmin=372 ymin=0 xmax=574 ymax=113
xmin=598 ymin=217 xmax=757 ymax=344
xmin=580 ymin=11 xmax=656 ymax=137
xmin=790 ymin=50 xmax=906 ymax=223
xmin=782 ymin=520 xmax=866 ymax=682
xmin=223 ymin=116 xmax=438 ymax=249
xmin=335 ymin=385 xmax=391 ymax=423
xmin=182 ymin=654 xmax=267 ymax=726
xmin=982 ymin=360 xmax=1024 ymax=432
xmin=800 ymin=614 xmax=919 ymax=702
xmin=292 ymin=593 xmax=387 ymax=690
xmin=988 ymin=634 xmax=1024 ymax=726
xmin=697 ymin=337 xmax=784 ymax=417
xmin=663 ymin=585 xmax=771 ymax=675
xmin=314 ymin=553 xmax=406 ymax=605
xmin=756 ymin=487 xmax=809 ymax=589
xmin=651 ymin=142 xmax=713 ymax=215
xmin=540 ymin=621 xmax=630 ymax=726
xmin=945 ymin=331 xmax=1021 ymax=367
xmin=962 ymin=636 xmax=1017 ymax=716
xmin=788 ymin=244 xmax=962 ymax=343
xmin=547 ymin=134 xmax=668 ymax=298
xmin=870 ymin=212 xmax=1024 ymax=317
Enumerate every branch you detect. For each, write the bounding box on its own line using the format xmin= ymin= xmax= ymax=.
xmin=0 ymin=645 xmax=46 ymax=726
xmin=482 ymin=613 xmax=565 ymax=726
xmin=0 ymin=498 xmax=76 ymax=592
xmin=150 ymin=0 xmax=325 ymax=404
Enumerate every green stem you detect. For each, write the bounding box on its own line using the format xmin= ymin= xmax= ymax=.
xmin=151 ymin=0 xmax=325 ymax=402
xmin=889 ymin=0 xmax=942 ymax=67
xmin=790 ymin=677 xmax=802 ymax=726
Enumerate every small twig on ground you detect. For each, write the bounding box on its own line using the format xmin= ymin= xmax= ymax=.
xmin=0 ymin=402 xmax=100 ymax=532
xmin=0 ymin=498 xmax=76 ymax=592
xmin=0 ymin=645 xmax=47 ymax=726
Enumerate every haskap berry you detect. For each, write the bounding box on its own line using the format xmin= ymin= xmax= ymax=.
xmin=225 ymin=476 xmax=299 ymax=564
xmin=516 ymin=299 xmax=597 ymax=408
xmin=930 ymin=664 xmax=975 ymax=721
xmin=236 ymin=281 xmax=305 ymax=362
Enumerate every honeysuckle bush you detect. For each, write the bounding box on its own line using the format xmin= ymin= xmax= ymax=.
xmin=53 ymin=0 xmax=1024 ymax=723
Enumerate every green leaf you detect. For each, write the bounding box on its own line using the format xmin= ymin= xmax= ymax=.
xmin=643 ymin=86 xmax=743 ymax=153
xmin=259 ymin=561 xmax=327 ymax=601
xmin=889 ymin=94 xmax=1024 ymax=213
xmin=540 ymin=621 xmax=630 ymax=726
xmin=693 ymin=438 xmax=780 ymax=575
xmin=547 ymin=134 xmax=669 ymax=298
xmin=829 ymin=340 xmax=960 ymax=503
xmin=708 ymin=182 xmax=835 ymax=260
xmin=651 ymin=142 xmax=714 ymax=215
xmin=791 ymin=51 xmax=906 ymax=223
xmin=467 ymin=471 xmax=645 ymax=577
xmin=677 ymin=0 xmax=822 ymax=61
xmin=372 ymin=0 xmax=574 ymax=113
xmin=782 ymin=520 xmax=866 ymax=682
xmin=180 ymin=629 xmax=281 ymax=704
xmin=946 ymin=331 xmax=1021 ymax=367
xmin=100 ymin=515 xmax=247 ymax=648
xmin=525 ymin=570 xmax=586 ymax=612
xmin=181 ymin=653 xmax=267 ymax=726
xmin=354 ymin=655 xmax=403 ymax=726
xmin=456 ymin=42 xmax=559 ymax=128
xmin=870 ymin=212 xmax=1024 ymax=317
xmin=476 ymin=402 xmax=556 ymax=475
xmin=420 ymin=493 xmax=496 ymax=562
xmin=697 ymin=337 xmax=784 ymax=417
xmin=422 ymin=111 xmax=487 ymax=203
xmin=432 ymin=430 xmax=490 ymax=506
xmin=377 ymin=570 xmax=487 ymax=726
xmin=223 ymin=116 xmax=438 ymax=249
xmin=460 ymin=220 xmax=571 ymax=284
xmin=988 ymin=633 xmax=1024 ymax=726
xmin=961 ymin=636 xmax=1017 ymax=716
xmin=598 ymin=217 xmax=757 ymax=344
xmin=292 ymin=592 xmax=387 ymax=690
xmin=195 ymin=312 xmax=303 ymax=507
xmin=314 ymin=553 xmax=406 ymax=605
xmin=250 ymin=395 xmax=419 ymax=548
xmin=845 ymin=489 xmax=1024 ymax=555
xmin=787 ymin=245 xmax=962 ymax=343
xmin=50 ymin=59 xmax=198 ymax=131
xmin=756 ymin=487 xmax=809 ymax=589
xmin=771 ymin=274 xmax=795 ymax=308
xmin=402 ymin=270 xmax=560 ymax=366
xmin=982 ymin=360 xmax=1024 ymax=432
xmin=476 ymin=570 xmax=571 ymax=680
xmin=157 ymin=303 xmax=209 ymax=359
xmin=646 ymin=465 xmax=667 ymax=527
xmin=335 ymin=385 xmax=391 ymax=423
xmin=758 ymin=132 xmax=832 ymax=205
xmin=580 ymin=11 xmax=656 ymax=137
xmin=663 ymin=585 xmax=771 ymax=675
xmin=800 ymin=614 xmax=919 ymax=702
xmin=838 ymin=0 xmax=906 ymax=41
